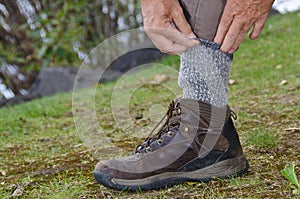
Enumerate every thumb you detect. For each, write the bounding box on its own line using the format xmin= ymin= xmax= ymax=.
xmin=172 ymin=11 xmax=197 ymax=38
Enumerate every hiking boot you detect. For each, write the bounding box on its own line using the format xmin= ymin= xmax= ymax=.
xmin=94 ymin=99 xmax=249 ymax=191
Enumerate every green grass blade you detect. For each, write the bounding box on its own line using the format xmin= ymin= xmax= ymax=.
xmin=280 ymin=164 xmax=300 ymax=188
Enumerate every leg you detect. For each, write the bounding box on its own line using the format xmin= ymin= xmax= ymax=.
xmin=93 ymin=0 xmax=249 ymax=191
xmin=179 ymin=0 xmax=232 ymax=107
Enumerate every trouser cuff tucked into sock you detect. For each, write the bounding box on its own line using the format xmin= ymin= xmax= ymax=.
xmin=178 ymin=39 xmax=233 ymax=107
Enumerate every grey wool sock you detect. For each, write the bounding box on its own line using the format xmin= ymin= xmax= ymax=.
xmin=178 ymin=40 xmax=233 ymax=107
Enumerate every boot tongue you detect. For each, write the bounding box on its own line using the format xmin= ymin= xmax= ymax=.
xmin=168 ymin=116 xmax=180 ymax=127
xmin=148 ymin=112 xmax=180 ymax=142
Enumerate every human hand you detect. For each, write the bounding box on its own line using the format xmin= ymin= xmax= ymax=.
xmin=141 ymin=0 xmax=199 ymax=54
xmin=214 ymin=0 xmax=275 ymax=53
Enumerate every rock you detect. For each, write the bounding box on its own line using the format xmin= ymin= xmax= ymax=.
xmin=29 ymin=67 xmax=123 ymax=96
xmin=29 ymin=67 xmax=78 ymax=96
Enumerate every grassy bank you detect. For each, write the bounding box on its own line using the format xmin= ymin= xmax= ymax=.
xmin=0 ymin=12 xmax=299 ymax=198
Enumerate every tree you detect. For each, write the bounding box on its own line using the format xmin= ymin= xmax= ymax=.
xmin=0 ymin=0 xmax=142 ymax=98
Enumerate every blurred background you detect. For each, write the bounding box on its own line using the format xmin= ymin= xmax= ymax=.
xmin=0 ymin=0 xmax=299 ymax=106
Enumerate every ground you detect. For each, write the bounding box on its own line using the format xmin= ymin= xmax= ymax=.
xmin=0 ymin=12 xmax=299 ymax=199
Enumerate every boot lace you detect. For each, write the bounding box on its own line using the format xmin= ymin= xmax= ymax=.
xmin=135 ymin=100 xmax=181 ymax=153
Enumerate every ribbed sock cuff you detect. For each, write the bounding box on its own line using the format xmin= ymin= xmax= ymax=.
xmin=178 ymin=39 xmax=233 ymax=107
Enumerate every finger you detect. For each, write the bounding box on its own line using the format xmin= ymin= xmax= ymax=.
xmin=148 ymin=26 xmax=199 ymax=48
xmin=171 ymin=9 xmax=194 ymax=36
xmin=169 ymin=22 xmax=198 ymax=40
xmin=227 ymin=32 xmax=245 ymax=54
xmin=249 ymin=14 xmax=268 ymax=40
xmin=220 ymin=20 xmax=244 ymax=52
xmin=228 ymin=23 xmax=253 ymax=53
xmin=214 ymin=8 xmax=233 ymax=44
xmin=168 ymin=24 xmax=199 ymax=47
xmin=148 ymin=32 xmax=188 ymax=54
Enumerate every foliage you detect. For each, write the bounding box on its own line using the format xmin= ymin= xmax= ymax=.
xmin=0 ymin=0 xmax=141 ymax=69
xmin=281 ymin=164 xmax=300 ymax=195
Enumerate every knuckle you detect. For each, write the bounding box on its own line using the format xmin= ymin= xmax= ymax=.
xmin=240 ymin=29 xmax=249 ymax=35
xmin=164 ymin=47 xmax=173 ymax=53
xmin=219 ymin=23 xmax=230 ymax=31
xmin=226 ymin=33 xmax=236 ymax=41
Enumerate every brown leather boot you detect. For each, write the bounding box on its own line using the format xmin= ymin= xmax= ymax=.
xmin=94 ymin=99 xmax=249 ymax=190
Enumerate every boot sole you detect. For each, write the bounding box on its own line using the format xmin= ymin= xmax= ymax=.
xmin=93 ymin=156 xmax=249 ymax=191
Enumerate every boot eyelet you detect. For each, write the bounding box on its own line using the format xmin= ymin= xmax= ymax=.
xmin=167 ymin=131 xmax=174 ymax=137
xmin=184 ymin=127 xmax=189 ymax=132
xmin=156 ymin=139 xmax=163 ymax=145
xmin=176 ymin=108 xmax=181 ymax=115
xmin=146 ymin=146 xmax=152 ymax=153
xmin=136 ymin=145 xmax=143 ymax=152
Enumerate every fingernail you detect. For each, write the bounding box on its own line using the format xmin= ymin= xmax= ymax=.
xmin=228 ymin=49 xmax=235 ymax=54
xmin=228 ymin=47 xmax=238 ymax=54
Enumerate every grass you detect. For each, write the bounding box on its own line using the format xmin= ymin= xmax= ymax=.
xmin=1 ymin=12 xmax=300 ymax=198
xmin=246 ymin=129 xmax=277 ymax=149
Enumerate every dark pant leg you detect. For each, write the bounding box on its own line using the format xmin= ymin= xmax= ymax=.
xmin=179 ymin=0 xmax=226 ymax=41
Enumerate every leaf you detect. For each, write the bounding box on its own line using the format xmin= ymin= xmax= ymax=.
xmin=279 ymin=80 xmax=288 ymax=86
xmin=42 ymin=58 xmax=51 ymax=68
xmin=15 ymin=57 xmax=26 ymax=64
xmin=186 ymin=181 xmax=198 ymax=186
xmin=11 ymin=184 xmax=24 ymax=197
xmin=284 ymin=127 xmax=300 ymax=133
xmin=66 ymin=52 xmax=75 ymax=64
xmin=37 ymin=45 xmax=48 ymax=59
xmin=280 ymin=164 xmax=300 ymax=188
xmin=229 ymin=79 xmax=237 ymax=85
xmin=55 ymin=46 xmax=65 ymax=61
